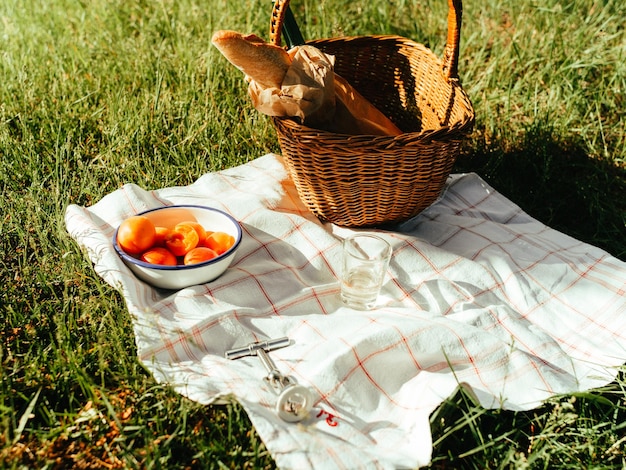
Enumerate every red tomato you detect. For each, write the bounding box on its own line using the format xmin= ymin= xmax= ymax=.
xmin=204 ymin=231 xmax=235 ymax=255
xmin=117 ymin=216 xmax=156 ymax=255
xmin=140 ymin=247 xmax=178 ymax=266
xmin=183 ymin=247 xmax=218 ymax=265
xmin=165 ymin=223 xmax=199 ymax=257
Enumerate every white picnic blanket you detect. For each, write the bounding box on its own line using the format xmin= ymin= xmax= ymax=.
xmin=65 ymin=153 xmax=626 ymax=469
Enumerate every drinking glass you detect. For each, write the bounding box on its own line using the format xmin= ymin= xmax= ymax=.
xmin=340 ymin=234 xmax=392 ymax=310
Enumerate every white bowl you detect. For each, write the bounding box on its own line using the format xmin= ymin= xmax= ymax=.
xmin=112 ymin=205 xmax=242 ymax=290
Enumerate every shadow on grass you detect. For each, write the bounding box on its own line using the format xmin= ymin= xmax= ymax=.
xmin=454 ymin=122 xmax=626 ymax=261
xmin=428 ymin=370 xmax=626 ymax=469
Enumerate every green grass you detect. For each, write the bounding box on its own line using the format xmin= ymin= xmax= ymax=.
xmin=1 ymin=0 xmax=624 ymax=468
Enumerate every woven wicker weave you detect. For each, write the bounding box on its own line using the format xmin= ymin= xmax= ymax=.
xmin=270 ymin=0 xmax=475 ymax=227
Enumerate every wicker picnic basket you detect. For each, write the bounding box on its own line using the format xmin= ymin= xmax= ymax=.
xmin=269 ymin=0 xmax=475 ymax=227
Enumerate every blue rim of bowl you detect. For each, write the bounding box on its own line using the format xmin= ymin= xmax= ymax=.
xmin=112 ymin=205 xmax=243 ymax=271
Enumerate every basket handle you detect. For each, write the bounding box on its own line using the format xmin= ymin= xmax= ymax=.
xmin=269 ymin=0 xmax=291 ymax=47
xmin=443 ymin=0 xmax=463 ymax=80
xmin=270 ymin=0 xmax=464 ymax=80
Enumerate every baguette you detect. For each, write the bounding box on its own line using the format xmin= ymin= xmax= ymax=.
xmin=324 ymin=74 xmax=402 ymax=136
xmin=211 ymin=30 xmax=291 ymax=89
xmin=211 ymin=30 xmax=402 ymax=136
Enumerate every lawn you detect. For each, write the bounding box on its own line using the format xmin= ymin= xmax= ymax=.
xmin=1 ymin=0 xmax=624 ymax=467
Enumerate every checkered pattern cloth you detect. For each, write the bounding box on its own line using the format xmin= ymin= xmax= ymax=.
xmin=65 ymin=154 xmax=626 ymax=469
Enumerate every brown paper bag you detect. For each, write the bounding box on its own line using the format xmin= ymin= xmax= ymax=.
xmin=248 ymin=45 xmax=402 ymax=136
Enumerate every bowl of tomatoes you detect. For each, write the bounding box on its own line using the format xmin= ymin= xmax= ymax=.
xmin=112 ymin=205 xmax=242 ymax=290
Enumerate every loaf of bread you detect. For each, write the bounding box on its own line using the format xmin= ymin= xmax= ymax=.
xmin=211 ymin=30 xmax=402 ymax=136
xmin=330 ymin=74 xmax=402 ymax=136
xmin=211 ymin=30 xmax=291 ymax=89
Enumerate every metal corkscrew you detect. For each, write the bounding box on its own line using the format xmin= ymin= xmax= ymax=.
xmin=225 ymin=337 xmax=313 ymax=422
